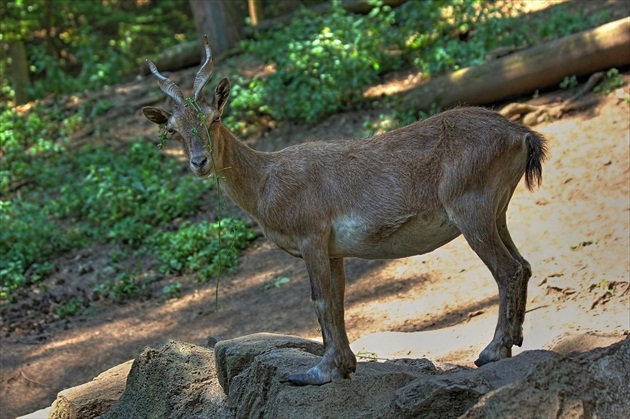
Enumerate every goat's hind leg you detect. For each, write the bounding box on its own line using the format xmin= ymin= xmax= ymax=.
xmin=496 ymin=210 xmax=531 ymax=347
xmin=447 ymin=202 xmax=527 ymax=367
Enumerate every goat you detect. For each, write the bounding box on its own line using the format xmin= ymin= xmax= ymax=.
xmin=142 ymin=36 xmax=547 ymax=386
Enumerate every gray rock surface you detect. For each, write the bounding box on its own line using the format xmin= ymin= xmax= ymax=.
xmin=46 ymin=334 xmax=628 ymax=419
xmin=48 ymin=360 xmax=132 ymax=419
xmin=100 ymin=340 xmax=225 ymax=419
xmin=217 ymin=334 xmax=560 ymax=419
xmin=213 ymin=332 xmax=325 ymax=393
xmin=462 ymin=335 xmax=630 ymax=418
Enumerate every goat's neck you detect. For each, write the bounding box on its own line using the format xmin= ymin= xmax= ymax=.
xmin=211 ymin=124 xmax=266 ymax=215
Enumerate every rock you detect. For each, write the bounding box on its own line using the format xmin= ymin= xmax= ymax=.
xmin=53 ymin=333 xmax=625 ymax=419
xmin=16 ymin=407 xmax=52 ymax=419
xmin=392 ymin=373 xmax=490 ymax=419
xmin=391 ymin=350 xmax=556 ymax=419
xmin=462 ymin=335 xmax=630 ymax=418
xmin=48 ymin=360 xmax=133 ymax=419
xmin=217 ymin=334 xmax=557 ymax=419
xmin=100 ymin=340 xmax=226 ymax=419
xmin=225 ymin=347 xmax=428 ymax=418
xmin=214 ymin=332 xmax=325 ymax=393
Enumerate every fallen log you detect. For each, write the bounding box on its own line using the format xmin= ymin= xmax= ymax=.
xmin=140 ymin=41 xmax=240 ymax=76
xmin=140 ymin=41 xmax=201 ymax=75
xmin=400 ymin=17 xmax=630 ymax=112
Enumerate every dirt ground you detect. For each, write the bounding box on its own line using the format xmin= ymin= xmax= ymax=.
xmin=1 ymin=68 xmax=630 ymax=419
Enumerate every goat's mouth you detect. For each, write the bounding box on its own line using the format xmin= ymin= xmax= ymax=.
xmin=192 ymin=167 xmax=213 ymax=178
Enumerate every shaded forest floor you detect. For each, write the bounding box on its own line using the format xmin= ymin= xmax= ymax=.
xmin=1 ymin=62 xmax=630 ymax=419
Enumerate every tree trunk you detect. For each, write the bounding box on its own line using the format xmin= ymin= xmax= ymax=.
xmin=248 ymin=0 xmax=264 ymax=27
xmin=189 ymin=0 xmax=245 ymax=56
xmin=8 ymin=40 xmax=30 ymax=105
xmin=400 ymin=17 xmax=630 ymax=112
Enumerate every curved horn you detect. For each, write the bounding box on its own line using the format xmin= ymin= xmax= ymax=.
xmin=193 ymin=35 xmax=214 ymax=101
xmin=146 ymin=60 xmax=185 ymax=106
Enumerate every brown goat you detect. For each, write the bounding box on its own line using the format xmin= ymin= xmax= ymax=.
xmin=143 ymin=36 xmax=547 ymax=385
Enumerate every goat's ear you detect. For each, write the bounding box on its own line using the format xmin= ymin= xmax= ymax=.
xmin=213 ymin=78 xmax=231 ymax=116
xmin=142 ymin=107 xmax=171 ymax=125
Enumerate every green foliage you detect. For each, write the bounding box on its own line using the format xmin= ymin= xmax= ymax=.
xmin=264 ymin=276 xmax=290 ymax=290
xmin=54 ymin=297 xmax=86 ymax=318
xmin=365 ymin=102 xmax=442 ymax=135
xmin=1 ymin=0 xmax=196 ymax=102
xmin=593 ymin=68 xmax=625 ymax=95
xmin=52 ymin=141 xmax=208 ymax=245
xmin=0 ymin=104 xmax=68 ymax=193
xmin=151 ymin=218 xmax=255 ymax=282
xmin=0 ymin=200 xmax=68 ymax=298
xmin=162 ymin=282 xmax=182 ymax=299
xmin=227 ymin=0 xmax=613 ymax=126
xmin=93 ymin=272 xmax=159 ymax=303
xmin=559 ymin=75 xmax=578 ymax=90
xmin=0 ymin=101 xmax=255 ymax=301
xmin=233 ymin=0 xmax=399 ymax=125
xmin=393 ymin=0 xmax=610 ymax=75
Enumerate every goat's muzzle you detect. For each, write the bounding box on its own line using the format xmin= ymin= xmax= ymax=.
xmin=190 ymin=155 xmax=212 ymax=178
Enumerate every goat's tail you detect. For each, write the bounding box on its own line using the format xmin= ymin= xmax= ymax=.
xmin=524 ymin=131 xmax=548 ymax=191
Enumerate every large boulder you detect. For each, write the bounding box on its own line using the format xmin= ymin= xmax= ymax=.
xmin=48 ymin=360 xmax=132 ymax=419
xmin=216 ymin=334 xmax=560 ymax=419
xmin=213 ymin=332 xmax=325 ymax=392
xmin=462 ymin=335 xmax=630 ymax=418
xmin=100 ymin=340 xmax=226 ymax=419
xmin=46 ymin=333 xmax=628 ymax=418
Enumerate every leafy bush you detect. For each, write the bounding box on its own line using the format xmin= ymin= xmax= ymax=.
xmin=233 ymin=0 xmax=399 ymax=124
xmin=1 ymin=0 xmax=196 ymax=102
xmin=0 ymin=102 xmax=222 ymax=299
xmin=0 ymin=104 xmax=69 ymax=193
xmin=0 ymin=200 xmax=68 ymax=298
xmin=93 ymin=272 xmax=160 ymax=303
xmin=227 ymin=0 xmax=613 ymax=127
xmin=54 ymin=297 xmax=86 ymax=318
xmin=152 ymin=218 xmax=256 ymax=282
xmin=394 ymin=0 xmax=611 ymax=75
xmin=52 ymin=141 xmax=209 ymax=245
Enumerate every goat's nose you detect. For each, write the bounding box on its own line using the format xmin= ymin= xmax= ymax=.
xmin=191 ymin=156 xmax=208 ymax=169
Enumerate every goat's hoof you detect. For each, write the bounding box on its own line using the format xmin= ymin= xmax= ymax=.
xmin=285 ymin=371 xmax=331 ymax=386
xmin=474 ymin=345 xmax=512 ymax=367
xmin=474 ymin=355 xmax=491 ymax=367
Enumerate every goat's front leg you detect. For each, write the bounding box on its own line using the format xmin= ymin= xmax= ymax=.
xmin=287 ymin=241 xmax=356 ymax=385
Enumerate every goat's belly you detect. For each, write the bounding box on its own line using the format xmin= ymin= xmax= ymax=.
xmin=330 ymin=213 xmax=460 ymax=259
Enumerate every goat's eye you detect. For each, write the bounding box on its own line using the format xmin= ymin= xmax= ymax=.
xmin=167 ymin=128 xmax=176 ymax=135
